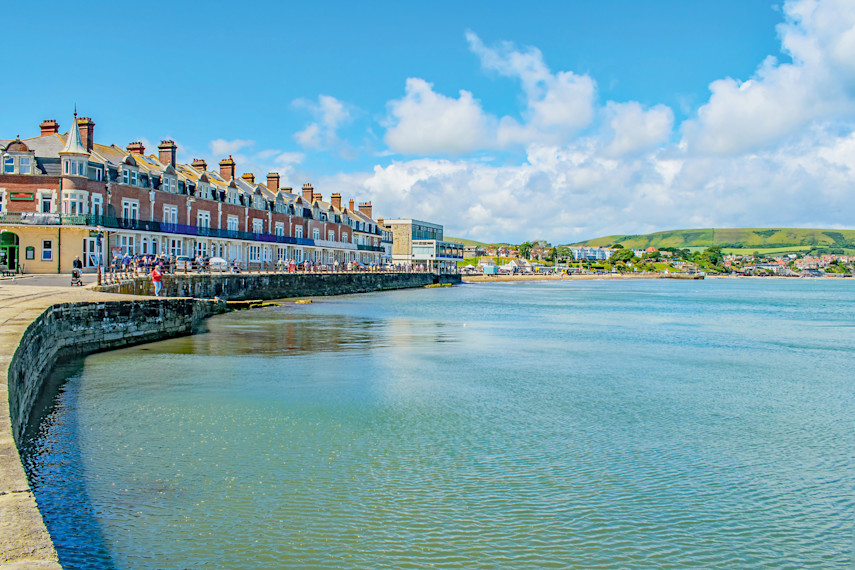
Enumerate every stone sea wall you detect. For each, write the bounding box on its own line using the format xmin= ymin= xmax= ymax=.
xmin=8 ymin=298 xmax=224 ymax=444
xmin=97 ymin=272 xmax=461 ymax=300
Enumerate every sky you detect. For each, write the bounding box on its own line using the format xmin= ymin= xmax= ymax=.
xmin=3 ymin=0 xmax=855 ymax=243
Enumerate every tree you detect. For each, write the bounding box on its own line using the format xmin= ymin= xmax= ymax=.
xmin=610 ymin=248 xmax=636 ymax=263
xmin=518 ymin=242 xmax=533 ymax=259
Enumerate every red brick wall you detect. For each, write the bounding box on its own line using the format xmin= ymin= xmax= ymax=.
xmin=0 ymin=175 xmax=59 ymax=213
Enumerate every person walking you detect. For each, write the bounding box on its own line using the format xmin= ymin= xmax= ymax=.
xmin=151 ymin=264 xmax=163 ymax=297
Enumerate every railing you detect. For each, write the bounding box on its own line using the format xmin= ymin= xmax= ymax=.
xmin=2 ymin=213 xmax=328 ymax=248
xmin=356 ymin=244 xmax=386 ymax=252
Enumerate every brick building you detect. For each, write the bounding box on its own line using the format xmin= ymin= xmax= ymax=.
xmin=0 ymin=113 xmax=386 ymax=273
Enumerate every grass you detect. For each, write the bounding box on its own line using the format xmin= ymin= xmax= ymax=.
xmin=569 ymin=228 xmax=855 ymax=250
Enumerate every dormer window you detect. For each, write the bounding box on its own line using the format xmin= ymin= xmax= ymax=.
xmin=63 ymin=159 xmax=86 ymax=176
xmin=3 ymin=156 xmax=13 ymax=173
xmin=122 ymin=169 xmax=129 ymax=184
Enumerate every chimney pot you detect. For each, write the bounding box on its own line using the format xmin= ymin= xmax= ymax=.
xmin=126 ymin=141 xmax=146 ymax=155
xmin=219 ymin=155 xmax=237 ymax=180
xmin=241 ymin=173 xmax=256 ymax=184
xmin=77 ymin=117 xmax=95 ymax=152
xmin=158 ymin=139 xmax=177 ymax=166
xmin=348 ymin=198 xmax=355 ymax=211
xmin=358 ymin=201 xmax=373 ymax=219
xmin=39 ymin=119 xmax=60 ymax=136
xmin=302 ymin=183 xmax=314 ymax=203
xmin=191 ymin=158 xmax=207 ymax=171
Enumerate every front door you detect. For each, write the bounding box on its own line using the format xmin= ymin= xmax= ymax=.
xmin=0 ymin=231 xmax=19 ymax=271
xmin=82 ymin=237 xmax=98 ymax=268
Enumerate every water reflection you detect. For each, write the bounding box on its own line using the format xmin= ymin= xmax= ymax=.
xmin=20 ymin=361 xmax=118 ymax=570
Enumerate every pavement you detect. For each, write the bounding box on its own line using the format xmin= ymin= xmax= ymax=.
xmin=0 ymin=280 xmax=141 ymax=567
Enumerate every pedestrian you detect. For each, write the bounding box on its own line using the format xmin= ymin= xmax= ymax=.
xmin=151 ymin=264 xmax=163 ymax=297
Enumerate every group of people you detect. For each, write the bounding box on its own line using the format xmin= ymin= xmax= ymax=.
xmin=111 ymin=252 xmax=172 ymax=275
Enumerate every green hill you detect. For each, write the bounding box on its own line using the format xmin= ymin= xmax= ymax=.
xmin=569 ymin=228 xmax=855 ymax=252
xmin=445 ymin=237 xmax=509 ymax=247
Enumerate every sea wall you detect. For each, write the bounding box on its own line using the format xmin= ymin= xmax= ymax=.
xmin=8 ymin=298 xmax=224 ymax=445
xmin=96 ymin=272 xmax=461 ymax=300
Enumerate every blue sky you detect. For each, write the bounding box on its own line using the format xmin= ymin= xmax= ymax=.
xmin=4 ymin=0 xmax=855 ymax=243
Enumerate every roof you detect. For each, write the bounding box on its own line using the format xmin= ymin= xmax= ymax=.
xmin=60 ymin=116 xmax=88 ymax=155
xmin=4 ymin=137 xmax=29 ymax=152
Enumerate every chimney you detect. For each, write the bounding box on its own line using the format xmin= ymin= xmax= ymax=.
xmin=267 ymin=172 xmax=280 ymax=192
xmin=40 ymin=119 xmax=59 ymax=136
xmin=219 ymin=155 xmax=236 ymax=180
xmin=348 ymin=198 xmax=355 ymax=211
xmin=358 ymin=202 xmax=373 ymax=219
xmin=312 ymin=192 xmax=322 ymax=203
xmin=330 ymin=193 xmax=341 ymax=209
xmin=302 ymin=183 xmax=313 ymax=202
xmin=126 ymin=141 xmax=146 ymax=155
xmin=77 ymin=117 xmax=95 ymax=152
xmin=191 ymin=158 xmax=207 ymax=172
xmin=241 ymin=173 xmax=255 ymax=184
xmin=158 ymin=139 xmax=177 ymax=166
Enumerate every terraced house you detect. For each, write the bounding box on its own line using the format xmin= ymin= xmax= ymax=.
xmin=0 ymin=113 xmax=386 ymax=273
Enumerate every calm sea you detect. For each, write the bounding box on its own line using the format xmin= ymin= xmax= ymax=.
xmin=21 ymin=279 xmax=855 ymax=569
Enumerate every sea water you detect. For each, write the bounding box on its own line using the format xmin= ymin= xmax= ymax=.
xmin=21 ymin=279 xmax=855 ymax=568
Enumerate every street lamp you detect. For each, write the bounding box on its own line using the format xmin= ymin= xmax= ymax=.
xmin=96 ymin=227 xmax=104 ymax=285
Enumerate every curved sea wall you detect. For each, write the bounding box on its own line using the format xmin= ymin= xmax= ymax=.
xmin=97 ymin=271 xmax=461 ymax=299
xmin=2 ymin=297 xmax=224 ymax=567
xmin=8 ymin=298 xmax=224 ymax=443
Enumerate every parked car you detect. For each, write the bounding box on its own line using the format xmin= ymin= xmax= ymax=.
xmin=208 ymin=257 xmax=228 ymax=272
xmin=175 ymin=256 xmax=192 ymax=271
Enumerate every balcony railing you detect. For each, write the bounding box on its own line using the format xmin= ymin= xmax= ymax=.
xmin=0 ymin=213 xmax=330 ymax=249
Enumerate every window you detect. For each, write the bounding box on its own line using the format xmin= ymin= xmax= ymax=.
xmin=252 ymin=219 xmax=263 ymax=234
xmin=131 ymin=171 xmax=138 ymax=186
xmin=91 ymin=194 xmax=103 ymax=216
xmin=197 ymin=211 xmax=211 ymax=228
xmin=38 ymin=191 xmax=53 ymax=213
xmin=41 ymin=240 xmax=52 ymax=261
xmin=62 ymin=190 xmax=88 ymax=215
xmin=163 ymin=205 xmax=178 ymax=225
xmin=227 ymin=216 xmax=239 ymax=231
xmin=4 ymin=156 xmax=14 ymax=173
xmin=19 ymin=157 xmax=30 ymax=174
xmin=295 ymin=226 xmax=303 ymax=239
xmin=120 ymin=235 xmax=135 ymax=255
xmin=0 ymin=190 xmax=4 ymax=213
xmin=122 ymin=169 xmax=129 ymax=184
xmin=122 ymin=199 xmax=139 ymax=221
xmin=275 ymin=222 xmax=284 ymax=237
xmin=312 ymin=228 xmax=320 ymax=240
xmin=328 ymin=230 xmax=335 ymax=241
xmin=342 ymin=232 xmax=348 ymax=242
xmin=93 ymin=166 xmax=102 ymax=181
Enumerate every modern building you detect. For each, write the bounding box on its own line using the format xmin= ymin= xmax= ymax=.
xmin=381 ymin=219 xmax=463 ymax=271
xmin=0 ymin=113 xmax=386 ymax=273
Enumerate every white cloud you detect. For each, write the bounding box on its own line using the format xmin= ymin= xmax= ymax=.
xmin=468 ymin=31 xmax=597 ymax=143
xmin=318 ymin=0 xmax=855 ymax=243
xmin=384 ymin=78 xmax=494 ymax=154
xmin=602 ymin=101 xmax=674 ymax=157
xmin=682 ymin=0 xmax=855 ymax=154
xmin=203 ymin=138 xmax=305 ymax=184
xmin=293 ymin=95 xmax=353 ymax=150
xmin=210 ymin=138 xmax=254 ymax=156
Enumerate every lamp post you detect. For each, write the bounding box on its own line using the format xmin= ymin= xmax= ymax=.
xmin=96 ymin=227 xmax=103 ymax=285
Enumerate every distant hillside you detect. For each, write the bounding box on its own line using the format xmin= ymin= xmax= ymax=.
xmin=445 ymin=237 xmax=509 ymax=247
xmin=569 ymin=228 xmax=855 ymax=250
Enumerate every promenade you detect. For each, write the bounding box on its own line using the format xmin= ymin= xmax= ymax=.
xmin=0 ymin=278 xmax=141 ymax=568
